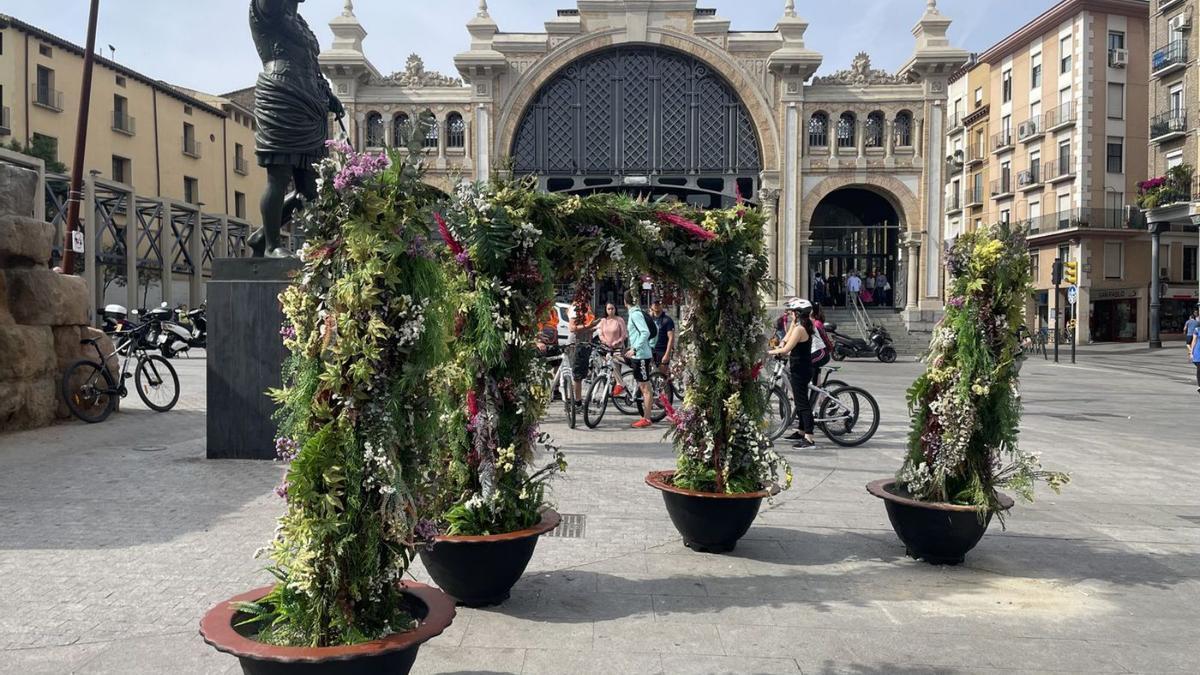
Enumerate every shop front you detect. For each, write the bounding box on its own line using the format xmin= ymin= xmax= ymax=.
xmin=1160 ymin=286 xmax=1200 ymax=340
xmin=1090 ymin=288 xmax=1141 ymax=343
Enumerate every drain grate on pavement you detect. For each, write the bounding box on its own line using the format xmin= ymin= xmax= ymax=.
xmin=546 ymin=513 xmax=586 ymax=539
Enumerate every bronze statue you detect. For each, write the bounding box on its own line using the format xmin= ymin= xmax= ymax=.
xmin=248 ymin=0 xmax=344 ymax=258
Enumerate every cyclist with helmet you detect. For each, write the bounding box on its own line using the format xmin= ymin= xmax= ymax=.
xmin=768 ymin=297 xmax=816 ymax=449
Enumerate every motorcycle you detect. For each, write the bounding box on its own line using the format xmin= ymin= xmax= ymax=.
xmin=173 ymin=305 xmax=207 ymax=350
xmin=142 ymin=303 xmax=192 ymax=359
xmin=827 ymin=322 xmax=897 ymax=364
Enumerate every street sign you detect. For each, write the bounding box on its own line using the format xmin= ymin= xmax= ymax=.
xmin=1067 ymin=285 xmax=1079 ymax=305
xmin=71 ymin=231 xmax=85 ymax=254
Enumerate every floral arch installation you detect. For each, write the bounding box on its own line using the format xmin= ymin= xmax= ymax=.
xmin=510 ymin=46 xmax=763 ymax=207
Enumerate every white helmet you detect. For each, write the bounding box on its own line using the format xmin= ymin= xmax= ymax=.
xmin=103 ymin=304 xmax=128 ymax=317
xmin=784 ymin=297 xmax=812 ymax=311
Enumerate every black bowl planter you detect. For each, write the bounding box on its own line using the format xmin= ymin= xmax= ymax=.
xmin=867 ymin=479 xmax=1015 ymax=565
xmin=419 ymin=509 xmax=561 ymax=607
xmin=200 ymin=581 xmax=455 ymax=675
xmin=646 ymin=470 xmax=778 ymax=554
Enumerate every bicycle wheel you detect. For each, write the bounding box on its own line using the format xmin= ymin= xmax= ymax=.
xmin=563 ymin=372 xmax=578 ymax=430
xmin=611 ymin=372 xmax=639 ymax=416
xmin=584 ymin=376 xmax=609 ymax=429
xmin=61 ymin=360 xmax=117 ymax=423
xmin=635 ymin=373 xmax=669 ymax=423
xmin=819 ymin=385 xmax=879 ymax=447
xmin=764 ymin=384 xmax=792 ymax=442
xmin=135 ymin=355 xmax=180 ymax=412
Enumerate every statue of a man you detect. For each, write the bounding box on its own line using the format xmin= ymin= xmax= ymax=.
xmin=248 ymin=0 xmax=344 ymax=258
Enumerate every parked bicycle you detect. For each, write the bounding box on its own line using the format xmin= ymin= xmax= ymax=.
xmin=541 ymin=343 xmax=577 ymax=429
xmin=61 ymin=322 xmax=181 ymax=423
xmin=583 ymin=343 xmax=668 ymax=428
xmin=761 ymin=357 xmax=879 ymax=446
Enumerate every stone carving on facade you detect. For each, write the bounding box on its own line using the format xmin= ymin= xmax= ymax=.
xmin=812 ymin=52 xmax=907 ymax=86
xmin=373 ymin=54 xmax=463 ymax=88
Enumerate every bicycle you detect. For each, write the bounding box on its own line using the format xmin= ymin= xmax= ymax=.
xmin=583 ymin=344 xmax=667 ymax=428
xmin=762 ymin=358 xmax=878 ymax=446
xmin=61 ymin=322 xmax=181 ymax=423
xmin=542 ymin=343 xmax=578 ymax=429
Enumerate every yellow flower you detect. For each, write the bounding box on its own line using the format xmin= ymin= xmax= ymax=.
xmin=702 ymin=212 xmax=721 ymax=233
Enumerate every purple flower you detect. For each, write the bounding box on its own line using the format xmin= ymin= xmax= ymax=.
xmin=947 ymin=296 xmax=966 ymax=309
xmin=332 ymin=149 xmax=390 ymax=192
xmin=455 ymin=251 xmax=471 ymax=267
xmin=274 ymin=437 xmax=299 ymax=462
xmin=414 ymin=519 xmax=439 ymax=542
xmin=274 ymin=480 xmax=290 ymax=501
xmin=279 ymin=324 xmax=297 ymax=341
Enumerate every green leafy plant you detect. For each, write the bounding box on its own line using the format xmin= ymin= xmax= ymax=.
xmin=239 ymin=141 xmax=451 ymax=647
xmin=898 ymin=222 xmax=1068 ymax=515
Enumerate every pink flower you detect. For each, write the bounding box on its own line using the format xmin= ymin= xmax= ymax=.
xmin=434 ymin=212 xmax=465 ymax=256
xmin=656 ymin=212 xmax=716 ymax=241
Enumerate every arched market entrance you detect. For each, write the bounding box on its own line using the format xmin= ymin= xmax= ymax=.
xmin=509 ymin=45 xmax=763 ymax=209
xmin=809 ymin=188 xmax=902 ymax=308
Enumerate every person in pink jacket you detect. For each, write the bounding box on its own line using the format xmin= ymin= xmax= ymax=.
xmin=596 ymin=302 xmax=629 ymax=395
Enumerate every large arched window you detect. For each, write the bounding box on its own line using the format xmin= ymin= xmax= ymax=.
xmin=865 ymin=111 xmax=885 ymax=147
xmin=366 ymin=112 xmax=385 ymax=147
xmin=392 ymin=113 xmax=411 ymax=147
xmin=894 ymin=110 xmax=913 ymax=147
xmin=446 ymin=112 xmax=466 ymax=149
xmin=836 ymin=112 xmax=856 ymax=149
xmin=808 ymin=112 xmax=829 ymax=148
xmin=422 ymin=113 xmax=440 ymax=150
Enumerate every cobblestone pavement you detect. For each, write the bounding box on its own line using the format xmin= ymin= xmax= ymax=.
xmin=1 ymin=345 xmax=1198 ymax=674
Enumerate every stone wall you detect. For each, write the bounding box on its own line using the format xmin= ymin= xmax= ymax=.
xmin=0 ymin=164 xmax=117 ymax=432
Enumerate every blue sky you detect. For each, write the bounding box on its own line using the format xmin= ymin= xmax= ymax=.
xmin=3 ymin=0 xmax=1057 ymax=94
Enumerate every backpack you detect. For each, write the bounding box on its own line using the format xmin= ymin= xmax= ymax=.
xmin=638 ymin=309 xmax=658 ymax=342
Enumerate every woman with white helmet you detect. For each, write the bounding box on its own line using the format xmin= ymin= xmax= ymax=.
xmin=768 ymin=297 xmax=817 ymax=448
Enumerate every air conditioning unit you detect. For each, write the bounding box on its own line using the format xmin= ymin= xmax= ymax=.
xmin=1109 ymin=48 xmax=1128 ymax=68
xmin=1018 ymin=121 xmax=1038 ymax=139
xmin=1168 ymin=13 xmax=1191 ymax=33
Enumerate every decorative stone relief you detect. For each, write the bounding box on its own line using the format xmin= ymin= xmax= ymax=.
xmin=813 ymin=52 xmax=907 ymax=86
xmin=372 ymin=54 xmax=463 ymax=87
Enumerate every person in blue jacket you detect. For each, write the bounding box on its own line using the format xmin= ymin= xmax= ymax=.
xmin=1190 ymin=317 xmax=1200 ymax=395
xmin=624 ymin=290 xmax=655 ymax=428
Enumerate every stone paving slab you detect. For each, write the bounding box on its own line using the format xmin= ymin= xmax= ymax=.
xmin=1 ymin=346 xmax=1198 ymax=674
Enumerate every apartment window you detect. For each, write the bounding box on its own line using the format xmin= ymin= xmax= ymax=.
xmin=1031 ymin=53 xmax=1042 ymax=88
xmin=1060 ymin=36 xmax=1072 ymax=74
xmin=1029 ymin=200 xmax=1042 ymax=225
xmin=1107 ymin=83 xmax=1124 ymax=119
xmin=1058 ymin=139 xmax=1071 ymax=172
xmin=184 ymin=177 xmax=199 ymax=204
xmin=446 ymin=112 xmax=466 ymax=149
xmin=35 ymin=65 xmax=57 ymax=109
xmin=1108 ymin=31 xmax=1125 ymax=52
xmin=1057 ymin=194 xmax=1071 ymax=227
xmin=1106 ymin=191 xmax=1125 ymax=227
xmin=1030 ymin=151 xmax=1041 ymax=182
xmin=31 ymin=133 xmax=58 ymax=163
xmin=1106 ymin=137 xmax=1123 ymax=173
xmin=1002 ymin=69 xmax=1012 ymax=103
xmin=808 ymin=112 xmax=829 ymax=148
xmin=1184 ymin=246 xmax=1198 ymax=282
xmin=1170 ymin=83 xmax=1184 ymax=115
xmin=1168 ymin=150 xmax=1184 ymax=169
xmin=183 ymin=122 xmax=198 ymax=157
xmin=1104 ymin=242 xmax=1123 ymax=280
xmin=1000 ymin=208 xmax=1011 ymax=224
xmin=953 ymin=98 xmax=962 ymax=121
xmin=973 ymin=172 xmax=984 ymax=201
xmin=234 ymin=191 xmax=247 ymax=219
xmin=184 ymin=105 xmax=193 ymax=116
xmin=112 ymin=94 xmax=133 ymax=134
xmin=115 ymin=75 xmax=126 ymax=88
xmin=111 ymin=155 xmax=130 ymax=184
xmin=1001 ymin=160 xmax=1011 ymax=190
xmin=234 ymin=142 xmax=247 ymax=174
xmin=974 ymin=87 xmax=983 ymax=106
xmin=1030 ymin=253 xmax=1040 ymax=281
xmin=39 ymin=44 xmax=52 ymax=58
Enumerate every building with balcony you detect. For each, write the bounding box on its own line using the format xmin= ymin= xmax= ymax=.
xmin=0 ymin=13 xmax=265 ymax=311
xmin=943 ymin=0 xmax=1151 ymax=343
xmin=1143 ymin=0 xmax=1200 ymax=344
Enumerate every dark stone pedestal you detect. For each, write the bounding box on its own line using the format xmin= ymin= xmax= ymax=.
xmin=206 ymin=257 xmax=301 ymax=460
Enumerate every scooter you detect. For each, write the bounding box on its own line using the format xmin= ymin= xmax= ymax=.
xmin=827 ymin=322 xmax=897 ymax=364
xmin=143 ymin=303 xmax=193 ymax=358
xmin=174 ymin=305 xmax=207 ymax=350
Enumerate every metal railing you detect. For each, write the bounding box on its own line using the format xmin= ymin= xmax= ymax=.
xmin=991 ymin=129 xmax=1014 ymax=152
xmin=1026 ymin=208 xmax=1146 ymax=235
xmin=1017 ymin=114 xmax=1044 ymax=141
xmin=947 ymin=110 xmax=964 ymax=131
xmin=0 ymin=106 xmax=10 ymax=132
xmin=1152 ymin=39 xmax=1188 ymax=75
xmin=1045 ymin=102 xmax=1076 ymax=130
xmin=182 ymin=137 xmax=202 ymax=158
xmin=1159 ymin=0 xmax=1185 ymax=12
xmin=946 ymin=190 xmax=962 ymax=212
xmin=32 ymin=85 xmax=63 ymax=111
xmin=1018 ymin=165 xmax=1041 ymax=187
xmin=111 ymin=111 xmax=135 ymax=135
xmin=990 ymin=176 xmax=1013 ymax=197
xmin=965 ymin=184 xmax=985 ymax=206
xmin=1150 ymin=110 xmax=1188 ymax=141
xmin=1043 ymin=158 xmax=1074 ymax=181
xmin=967 ymin=143 xmax=987 ymax=164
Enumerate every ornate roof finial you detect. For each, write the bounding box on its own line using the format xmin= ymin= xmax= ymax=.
xmin=784 ymin=0 xmax=796 ymax=17
xmin=478 ymin=0 xmax=490 ymax=17
xmin=342 ymin=0 xmax=354 ymax=16
xmin=926 ymin=0 xmax=940 ymax=14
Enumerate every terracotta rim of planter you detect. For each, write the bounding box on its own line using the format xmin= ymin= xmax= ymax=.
xmin=866 ymin=479 xmax=1015 ymax=513
xmin=645 ymin=470 xmax=780 ymax=500
xmin=426 ymin=508 xmax=561 ymax=544
xmin=199 ymin=580 xmax=455 ymax=664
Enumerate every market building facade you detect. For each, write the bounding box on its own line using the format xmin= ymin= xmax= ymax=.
xmin=320 ymin=0 xmax=970 ymax=329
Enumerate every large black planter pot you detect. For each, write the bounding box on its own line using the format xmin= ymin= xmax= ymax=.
xmin=419 ymin=509 xmax=561 ymax=607
xmin=199 ymin=581 xmax=455 ymax=675
xmin=867 ymin=479 xmax=1015 ymax=565
xmin=646 ymin=470 xmax=777 ymax=554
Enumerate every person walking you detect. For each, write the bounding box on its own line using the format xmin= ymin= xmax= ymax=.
xmin=847 ymin=271 xmax=862 ymax=306
xmin=650 ymin=299 xmax=676 ymax=379
xmin=625 ymin=291 xmax=656 ymax=429
xmin=812 ymin=273 xmax=827 ymax=307
xmin=768 ymin=297 xmax=816 ymax=448
xmin=1190 ymin=320 xmax=1200 ymax=395
xmin=864 ymin=269 xmax=877 ymax=306
xmin=876 ymin=270 xmax=891 ymax=307
xmin=597 ymin=302 xmax=628 ymax=396
xmin=1185 ymin=308 xmax=1199 ymax=342
xmin=568 ymin=301 xmax=599 ymax=407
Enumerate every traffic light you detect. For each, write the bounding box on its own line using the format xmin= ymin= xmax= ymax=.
xmin=1051 ymin=258 xmax=1063 ymax=286
xmin=1063 ymin=261 xmax=1078 ymax=286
